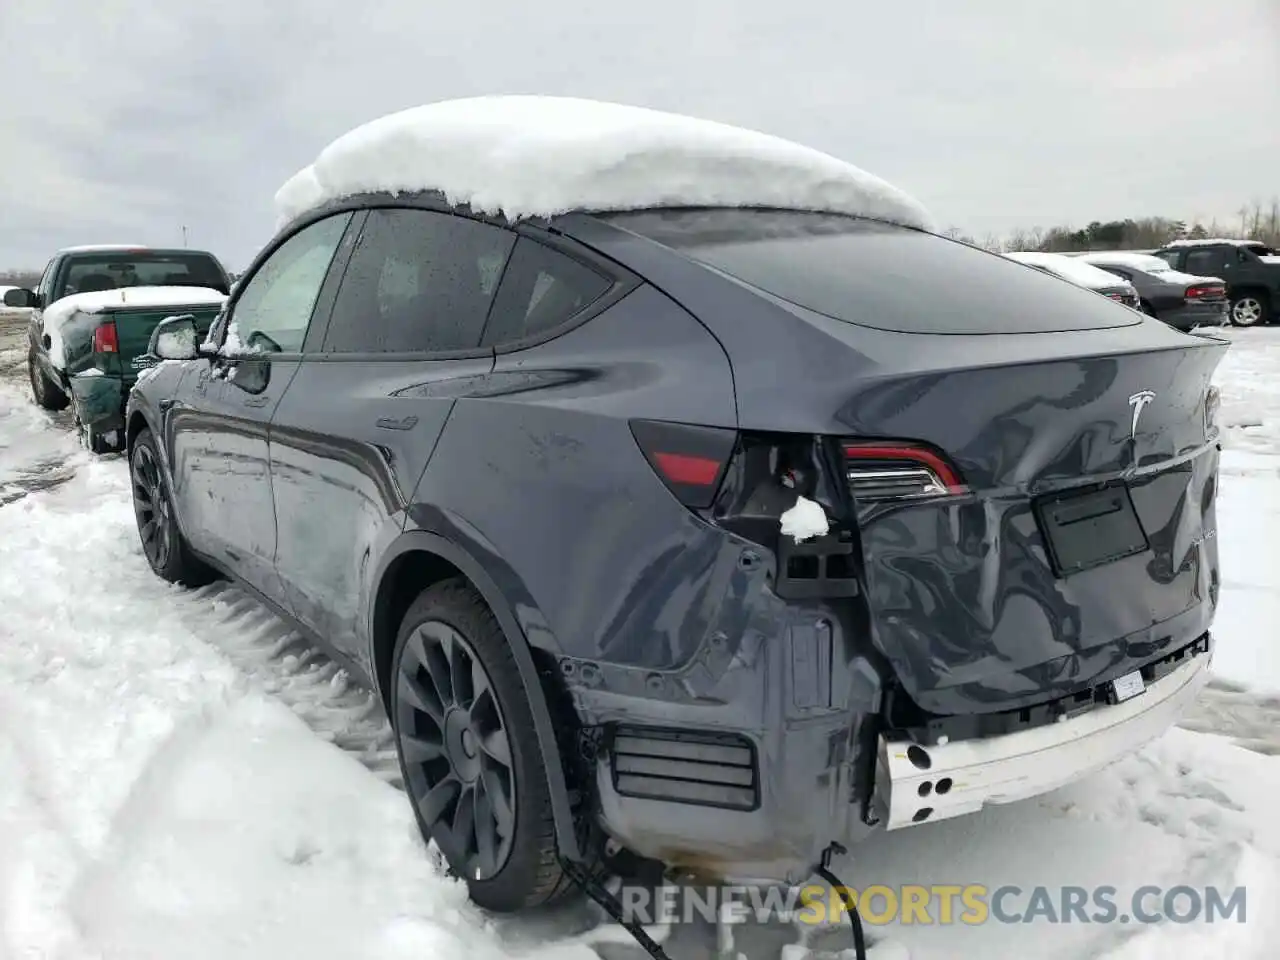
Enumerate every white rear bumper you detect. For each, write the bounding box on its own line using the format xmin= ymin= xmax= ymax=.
xmin=874 ymin=650 xmax=1210 ymax=830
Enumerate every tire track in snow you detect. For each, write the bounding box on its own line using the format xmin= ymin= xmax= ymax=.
xmin=170 ymin=582 xmax=404 ymax=787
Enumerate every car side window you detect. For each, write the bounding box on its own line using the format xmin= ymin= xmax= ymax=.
xmin=1183 ymin=249 xmax=1223 ymax=277
xmin=482 ymin=238 xmax=613 ymax=348
xmin=1153 ymin=250 xmax=1180 ymax=269
xmin=321 ymin=208 xmax=516 ymax=354
xmin=37 ymin=259 xmax=57 ymax=302
xmin=228 ymin=212 xmax=353 ymax=353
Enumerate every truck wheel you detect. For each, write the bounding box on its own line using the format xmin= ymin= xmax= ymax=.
xmin=28 ymin=350 xmax=69 ymax=411
xmin=1230 ymin=294 xmax=1269 ymax=327
xmin=390 ymin=579 xmax=577 ymax=913
xmin=129 ymin=428 xmax=216 ymax=586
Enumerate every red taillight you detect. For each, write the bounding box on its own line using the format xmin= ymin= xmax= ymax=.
xmin=1185 ymin=285 xmax=1224 ymax=300
xmin=631 ymin=419 xmax=737 ymax=509
xmin=842 ymin=441 xmax=967 ymax=502
xmin=92 ymin=320 xmax=119 ymax=354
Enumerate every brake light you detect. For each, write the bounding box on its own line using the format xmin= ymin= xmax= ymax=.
xmin=630 ymin=419 xmax=737 ymax=509
xmin=843 ymin=441 xmax=967 ymax=502
xmin=1185 ymin=285 xmax=1224 ymax=300
xmin=92 ymin=320 xmax=119 ymax=354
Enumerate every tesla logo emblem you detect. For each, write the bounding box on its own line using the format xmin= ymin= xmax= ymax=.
xmin=1128 ymin=390 xmax=1156 ymax=440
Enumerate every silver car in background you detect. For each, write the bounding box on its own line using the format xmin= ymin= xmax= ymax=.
xmin=1004 ymin=251 xmax=1142 ymax=310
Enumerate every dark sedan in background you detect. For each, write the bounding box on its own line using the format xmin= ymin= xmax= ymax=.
xmin=1077 ymin=251 xmax=1228 ymax=331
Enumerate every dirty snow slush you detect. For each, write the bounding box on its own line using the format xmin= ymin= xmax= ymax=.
xmin=0 ymin=322 xmax=1279 ymax=959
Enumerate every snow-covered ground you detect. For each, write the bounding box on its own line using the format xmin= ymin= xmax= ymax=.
xmin=1 ymin=318 xmax=1277 ymax=959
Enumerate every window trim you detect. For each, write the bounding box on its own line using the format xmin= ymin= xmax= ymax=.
xmin=309 ymin=203 xmax=511 ymax=361
xmin=482 ymin=226 xmax=640 ymax=356
xmin=282 ymin=197 xmax=640 ymax=362
xmin=211 ymin=208 xmax=362 ymax=361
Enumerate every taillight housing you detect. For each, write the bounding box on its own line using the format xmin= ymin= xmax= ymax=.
xmin=843 ymin=441 xmax=968 ymax=502
xmin=630 ymin=419 xmax=737 ymax=509
xmin=1185 ymin=284 xmax=1225 ymax=301
xmin=92 ymin=320 xmax=119 ymax=354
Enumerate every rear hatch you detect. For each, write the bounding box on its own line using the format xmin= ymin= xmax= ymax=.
xmin=589 ymin=209 xmax=1228 ymax=717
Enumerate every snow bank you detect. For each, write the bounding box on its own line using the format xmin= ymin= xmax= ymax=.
xmin=273 ymin=96 xmax=934 ymax=231
xmin=41 ymin=286 xmax=227 ymax=369
xmin=1005 ymin=251 xmax=1134 ymax=291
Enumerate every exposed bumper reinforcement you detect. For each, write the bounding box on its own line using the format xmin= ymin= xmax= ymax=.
xmin=874 ymin=648 xmax=1210 ymax=830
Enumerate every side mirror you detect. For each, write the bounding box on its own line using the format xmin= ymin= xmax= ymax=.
xmin=3 ymin=287 xmax=36 ymax=308
xmin=149 ymin=315 xmax=199 ymax=361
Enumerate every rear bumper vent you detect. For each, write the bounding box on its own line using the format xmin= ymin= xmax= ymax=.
xmin=610 ymin=726 xmax=760 ymax=811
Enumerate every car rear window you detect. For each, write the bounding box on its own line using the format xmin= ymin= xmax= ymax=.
xmin=603 ymin=209 xmax=1143 ymax=334
xmin=60 ymin=253 xmax=229 ymax=298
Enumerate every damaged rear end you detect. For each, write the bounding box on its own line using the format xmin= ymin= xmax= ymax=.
xmin=570 ymin=208 xmax=1226 ymax=872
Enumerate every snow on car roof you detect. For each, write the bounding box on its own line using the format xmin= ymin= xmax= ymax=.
xmin=1080 ymin=252 xmax=1225 ymax=285
xmin=57 ymin=244 xmax=152 ymax=254
xmin=1164 ymin=238 xmax=1269 ymax=248
xmin=1079 ymin=251 xmax=1177 ymax=272
xmin=273 ymin=95 xmax=935 ymax=232
xmin=1004 ymin=251 xmax=1131 ymax=291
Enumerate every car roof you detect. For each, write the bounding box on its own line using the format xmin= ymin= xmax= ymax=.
xmin=57 ymin=245 xmax=223 ymax=260
xmin=1078 ymin=251 xmax=1173 ymax=271
xmin=57 ymin=244 xmax=152 ymax=254
xmin=1162 ymin=238 xmax=1268 ymax=248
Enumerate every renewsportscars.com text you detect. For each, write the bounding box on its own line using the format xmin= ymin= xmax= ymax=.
xmin=617 ymin=883 xmax=1247 ymax=926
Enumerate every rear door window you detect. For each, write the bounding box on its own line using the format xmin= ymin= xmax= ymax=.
xmin=482 ymin=238 xmax=613 ymax=348
xmin=1184 ymin=248 xmax=1227 ymax=276
xmin=604 ymin=210 xmax=1143 ymax=334
xmin=321 ymin=208 xmax=516 ymax=354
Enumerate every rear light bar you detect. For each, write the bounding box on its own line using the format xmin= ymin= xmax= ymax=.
xmin=92 ymin=320 xmax=119 ymax=354
xmin=843 ymin=441 xmax=967 ymax=502
xmin=630 ymin=419 xmax=737 ymax=509
xmin=1185 ymin=285 xmax=1225 ymax=300
xmin=1106 ymin=293 xmax=1139 ymax=307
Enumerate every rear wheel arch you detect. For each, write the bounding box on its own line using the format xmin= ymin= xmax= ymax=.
xmin=370 ymin=531 xmax=584 ymax=861
xmin=125 ymin=409 xmax=151 ymax=454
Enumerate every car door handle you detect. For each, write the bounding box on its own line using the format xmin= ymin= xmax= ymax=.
xmin=244 ymin=396 xmax=269 ymax=408
xmin=376 ymin=415 xmax=418 ymax=431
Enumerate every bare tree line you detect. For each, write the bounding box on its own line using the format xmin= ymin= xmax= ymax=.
xmin=944 ymin=199 xmax=1280 ymax=254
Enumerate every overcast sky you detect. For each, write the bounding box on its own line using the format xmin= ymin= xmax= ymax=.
xmin=1 ymin=0 xmax=1276 ymax=270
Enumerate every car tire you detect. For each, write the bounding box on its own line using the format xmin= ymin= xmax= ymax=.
xmin=28 ymin=350 xmax=69 ymax=411
xmin=390 ymin=578 xmax=577 ymax=913
xmin=1229 ymin=293 xmax=1269 ymax=327
xmin=129 ymin=428 xmax=216 ymax=586
xmin=1140 ymin=301 xmax=1159 ymax=318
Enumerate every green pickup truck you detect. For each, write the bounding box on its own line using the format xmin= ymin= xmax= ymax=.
xmin=3 ymin=245 xmax=230 ymax=453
